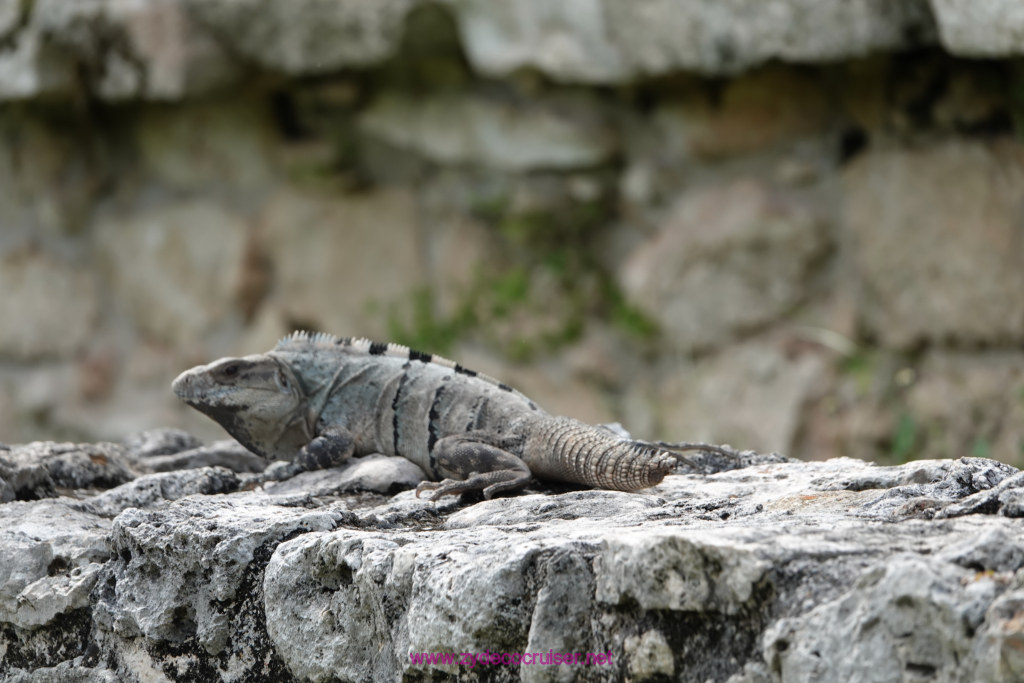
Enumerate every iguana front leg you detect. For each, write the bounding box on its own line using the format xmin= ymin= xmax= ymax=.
xmin=258 ymin=426 xmax=357 ymax=484
xmin=415 ymin=433 xmax=532 ymax=501
xmin=296 ymin=425 xmax=356 ymax=470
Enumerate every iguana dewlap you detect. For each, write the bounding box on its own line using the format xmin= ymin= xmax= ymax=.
xmin=172 ymin=332 xmax=734 ymax=500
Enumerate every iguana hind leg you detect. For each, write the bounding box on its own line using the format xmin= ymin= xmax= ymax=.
xmin=415 ymin=433 xmax=532 ymax=501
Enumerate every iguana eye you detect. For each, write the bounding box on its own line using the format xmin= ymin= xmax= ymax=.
xmin=223 ymin=364 xmax=240 ymax=377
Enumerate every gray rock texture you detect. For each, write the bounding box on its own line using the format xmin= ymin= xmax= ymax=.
xmin=9 ymin=0 xmax=1024 ymax=101
xmin=619 ymin=180 xmax=829 ymax=353
xmin=452 ymin=0 xmax=938 ymax=81
xmin=844 ymin=140 xmax=1024 ymax=348
xmin=185 ymin=0 xmax=417 ymax=75
xmin=930 ymin=0 xmax=1024 ymax=56
xmin=359 ymin=93 xmax=617 ymax=171
xmin=2 ymin=0 xmax=1024 ymax=551
xmin=3 ymin=435 xmax=1024 ymax=681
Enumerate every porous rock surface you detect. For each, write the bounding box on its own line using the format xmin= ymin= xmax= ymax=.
xmin=2 ymin=432 xmax=1024 ymax=682
xmin=3 ymin=0 xmax=1023 ymax=100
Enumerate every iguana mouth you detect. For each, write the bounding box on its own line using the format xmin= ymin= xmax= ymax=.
xmin=171 ymin=371 xmax=224 ymax=404
xmin=170 ymin=371 xmax=193 ymax=399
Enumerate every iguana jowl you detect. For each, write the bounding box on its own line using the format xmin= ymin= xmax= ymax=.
xmin=172 ymin=332 xmax=736 ymax=499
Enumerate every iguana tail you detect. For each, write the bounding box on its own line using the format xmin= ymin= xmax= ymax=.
xmin=524 ymin=417 xmax=683 ymax=491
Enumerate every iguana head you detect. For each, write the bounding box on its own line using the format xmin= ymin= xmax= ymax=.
xmin=172 ymin=355 xmax=312 ymax=460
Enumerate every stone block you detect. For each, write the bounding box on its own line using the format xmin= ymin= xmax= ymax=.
xmin=619 ymin=180 xmax=829 ymax=353
xmin=932 ymin=0 xmax=1024 ymax=57
xmin=844 ymin=141 xmax=1024 ymax=347
xmin=257 ymin=188 xmax=424 ymax=339
xmin=94 ymin=201 xmax=251 ymax=347
xmin=359 ymin=92 xmax=617 ymax=171
xmin=0 ymin=249 xmax=98 ymax=360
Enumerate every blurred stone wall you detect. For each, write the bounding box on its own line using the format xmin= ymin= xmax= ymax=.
xmin=1 ymin=0 xmax=1023 ymax=466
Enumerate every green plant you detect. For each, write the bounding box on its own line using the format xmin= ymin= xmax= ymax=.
xmin=840 ymin=351 xmax=878 ymax=396
xmin=970 ymin=438 xmax=992 ymax=460
xmin=890 ymin=412 xmax=918 ymax=462
xmin=387 ymin=287 xmax=477 ymax=354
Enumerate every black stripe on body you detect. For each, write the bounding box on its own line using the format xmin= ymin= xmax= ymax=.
xmin=368 ymin=341 xmax=388 ymax=355
xmin=410 ymin=349 xmax=432 ymax=363
xmin=455 ymin=364 xmax=476 ymax=377
xmin=498 ymin=383 xmax=512 ymax=392
xmin=465 ymin=395 xmax=485 ymax=432
xmin=390 ymin=368 xmax=412 ymax=454
xmin=473 ymin=397 xmax=491 ymax=431
xmin=427 ymin=383 xmax=448 ymax=456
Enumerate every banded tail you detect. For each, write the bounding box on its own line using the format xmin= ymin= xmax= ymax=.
xmin=523 ymin=417 xmax=734 ymax=491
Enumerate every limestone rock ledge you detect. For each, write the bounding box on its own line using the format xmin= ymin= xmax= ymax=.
xmin=2 ymin=0 xmax=1023 ymax=100
xmin=2 ymin=434 xmax=1024 ymax=682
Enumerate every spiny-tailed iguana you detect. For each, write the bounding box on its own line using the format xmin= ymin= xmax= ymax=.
xmin=172 ymin=332 xmax=739 ymax=500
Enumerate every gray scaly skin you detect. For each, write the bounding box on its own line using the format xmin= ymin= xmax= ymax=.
xmin=172 ymin=332 xmax=739 ymax=500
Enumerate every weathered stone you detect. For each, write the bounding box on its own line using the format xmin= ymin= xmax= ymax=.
xmin=137 ymin=440 xmax=266 ymax=474
xmin=257 ymin=188 xmax=423 ymax=339
xmin=0 ymin=442 xmax=134 ymax=501
xmin=764 ymin=556 xmax=992 ymax=681
xmin=123 ymin=428 xmax=202 ymax=460
xmin=452 ymin=0 xmax=936 ymax=82
xmin=0 ymin=249 xmax=98 ymax=361
xmin=605 ymin=0 xmax=936 ymax=75
xmin=134 ymin=97 xmax=277 ymax=191
xmin=95 ymin=498 xmax=344 ymax=662
xmin=935 ymin=470 xmax=1024 ymax=520
xmin=78 ymin=467 xmax=240 ymax=518
xmin=624 ymin=630 xmax=675 ymax=680
xmin=520 ymin=548 xmax=600 ymax=683
xmin=0 ymin=364 xmax=76 ymax=446
xmin=261 ymin=454 xmax=426 ymax=498
xmin=0 ymin=499 xmax=110 ymax=631
xmin=905 ymin=352 xmax=1024 ymax=463
xmin=632 ymin=342 xmax=824 ymax=455
xmin=844 ymin=141 xmax=1024 ymax=347
xmin=0 ymin=113 xmax=100 ymax=239
xmin=2 ymin=0 xmax=235 ymax=100
xmin=94 ymin=200 xmax=251 ymax=347
xmin=186 ymin=0 xmax=415 ymax=74
xmin=619 ymin=180 xmax=830 ymax=353
xmin=448 ymin=0 xmax=631 ymax=83
xmin=0 ymin=0 xmax=20 ymax=33
xmin=0 ymin=0 xmax=947 ymax=100
xmin=931 ymin=0 xmax=1024 ymax=56
xmin=968 ymin=585 xmax=1024 ymax=682
xmin=359 ymin=92 xmax=617 ymax=171
xmin=650 ymin=66 xmax=834 ymax=160
xmin=6 ymin=662 xmax=120 ymax=683
xmin=0 ymin=23 xmax=73 ymax=100
xmin=60 ymin=0 xmax=234 ymax=100
xmin=3 ymin=443 xmax=1024 ymax=681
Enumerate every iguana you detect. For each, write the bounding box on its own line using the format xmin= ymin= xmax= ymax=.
xmin=172 ymin=332 xmax=739 ymax=500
